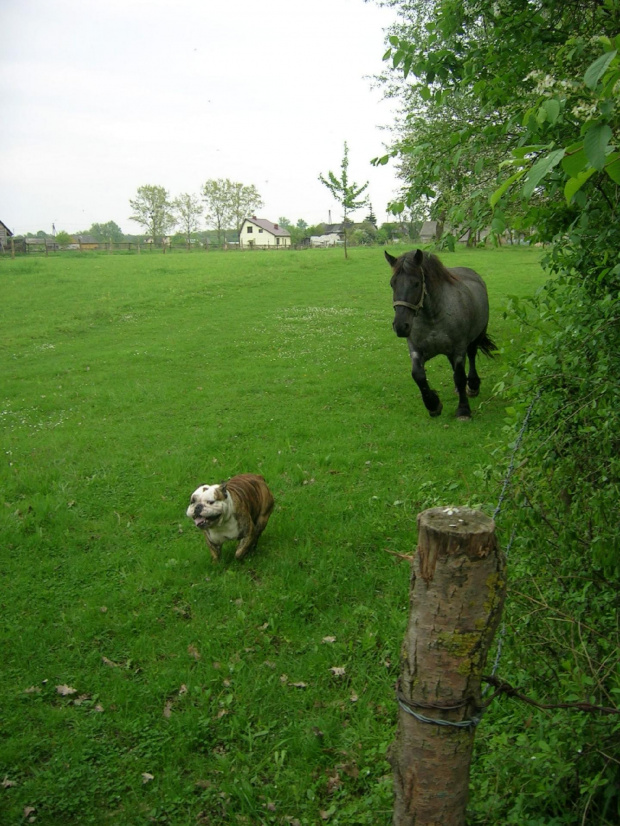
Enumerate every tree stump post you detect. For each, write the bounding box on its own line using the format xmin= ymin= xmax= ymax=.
xmin=389 ymin=507 xmax=506 ymax=826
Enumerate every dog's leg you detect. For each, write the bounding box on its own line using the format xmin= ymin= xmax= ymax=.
xmin=234 ymin=527 xmax=257 ymax=560
xmin=204 ymin=535 xmax=221 ymax=562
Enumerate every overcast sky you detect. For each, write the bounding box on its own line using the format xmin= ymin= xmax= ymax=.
xmin=2 ymin=0 xmax=401 ymax=237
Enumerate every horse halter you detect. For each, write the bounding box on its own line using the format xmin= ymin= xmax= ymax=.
xmin=392 ymin=272 xmax=427 ymax=314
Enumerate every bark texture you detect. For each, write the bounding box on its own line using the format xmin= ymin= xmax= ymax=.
xmin=389 ymin=507 xmax=506 ymax=826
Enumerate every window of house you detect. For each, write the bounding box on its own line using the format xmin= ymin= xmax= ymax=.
xmin=259 ymin=228 xmax=263 ymax=233
xmin=247 ymin=226 xmax=253 ymax=233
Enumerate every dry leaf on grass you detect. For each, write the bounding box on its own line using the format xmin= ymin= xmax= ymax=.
xmin=56 ymin=684 xmax=77 ymax=696
xmin=141 ymin=772 xmax=154 ymax=784
xmin=322 ymin=636 xmax=336 ymax=644
xmin=187 ymin=645 xmax=201 ymax=660
xmin=102 ymin=656 xmax=119 ymax=668
xmin=2 ymin=776 xmax=17 ymax=788
xmin=329 ymin=667 xmax=346 ymax=677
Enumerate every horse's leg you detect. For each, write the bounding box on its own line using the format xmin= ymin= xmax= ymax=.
xmin=410 ymin=349 xmax=443 ymax=417
xmin=466 ymin=342 xmax=481 ymax=397
xmin=451 ymin=354 xmax=472 ymax=420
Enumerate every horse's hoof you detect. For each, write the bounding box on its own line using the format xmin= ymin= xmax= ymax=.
xmin=466 ymin=385 xmax=480 ymax=398
xmin=429 ymin=402 xmax=443 ymax=418
xmin=457 ymin=414 xmax=472 ymax=421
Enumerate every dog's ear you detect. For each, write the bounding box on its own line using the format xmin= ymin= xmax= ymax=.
xmin=218 ymin=482 xmax=227 ymax=498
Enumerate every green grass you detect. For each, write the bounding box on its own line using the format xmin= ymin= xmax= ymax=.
xmin=0 ymin=246 xmax=545 ymax=825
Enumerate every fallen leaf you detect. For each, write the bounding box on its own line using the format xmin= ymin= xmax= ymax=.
xmin=329 ymin=667 xmax=346 ymax=677
xmin=187 ymin=645 xmax=201 ymax=660
xmin=178 ymin=684 xmax=188 ymax=695
xmin=322 ymin=636 xmax=336 ymax=644
xmin=338 ymin=762 xmax=360 ymax=779
xmin=288 ymin=681 xmax=308 ymax=689
xmin=102 ymin=656 xmax=118 ymax=668
xmin=350 ymin=693 xmax=359 ymax=703
xmin=280 ymin=673 xmax=289 ymax=684
xmin=24 ymin=807 xmax=36 ymax=817
xmin=326 ymin=768 xmax=342 ymax=794
xmin=23 ymin=686 xmax=41 ymax=694
xmin=56 ymin=684 xmax=77 ymax=696
xmin=141 ymin=772 xmax=154 ymax=784
xmin=94 ymin=704 xmax=104 ymax=713
xmin=267 ymin=801 xmax=276 ymax=812
xmin=163 ymin=701 xmax=173 ymax=719
xmin=2 ymin=776 xmax=17 ymax=788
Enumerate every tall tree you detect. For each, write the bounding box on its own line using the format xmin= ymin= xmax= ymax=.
xmin=319 ymin=142 xmax=369 ymax=258
xmin=129 ymin=185 xmax=176 ymax=243
xmin=229 ymin=182 xmax=263 ymax=239
xmin=87 ymin=221 xmax=124 ymax=242
xmin=173 ymin=193 xmax=203 ymax=250
xmin=376 ymin=2 xmax=620 ymax=822
xmin=201 ymin=179 xmax=233 ymax=247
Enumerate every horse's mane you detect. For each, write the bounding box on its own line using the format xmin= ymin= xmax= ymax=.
xmin=400 ymin=250 xmax=459 ymax=288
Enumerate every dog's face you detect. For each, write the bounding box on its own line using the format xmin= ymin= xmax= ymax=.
xmin=186 ymin=484 xmax=229 ymax=530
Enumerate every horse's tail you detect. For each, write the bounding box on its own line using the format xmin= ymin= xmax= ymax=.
xmin=475 ymin=330 xmax=498 ymax=358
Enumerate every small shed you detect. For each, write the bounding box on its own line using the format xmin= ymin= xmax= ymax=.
xmin=76 ymin=235 xmax=100 ymax=250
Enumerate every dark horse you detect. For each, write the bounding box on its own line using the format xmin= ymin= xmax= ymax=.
xmin=385 ymin=249 xmax=497 ymax=420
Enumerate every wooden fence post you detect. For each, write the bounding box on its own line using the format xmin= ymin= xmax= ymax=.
xmin=389 ymin=507 xmax=506 ymax=826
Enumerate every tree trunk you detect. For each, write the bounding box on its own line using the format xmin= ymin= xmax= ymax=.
xmin=389 ymin=507 xmax=506 ymax=826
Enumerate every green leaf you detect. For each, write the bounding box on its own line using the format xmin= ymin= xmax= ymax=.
xmin=564 ymin=168 xmax=597 ymax=204
xmin=393 ymin=50 xmax=404 ymax=69
xmin=604 ymin=152 xmax=620 ymax=183
xmin=584 ymin=50 xmax=617 ymax=89
xmin=543 ymin=99 xmax=561 ymax=125
xmin=489 ymin=169 xmax=526 ymax=208
xmin=584 ymin=123 xmax=612 ymax=171
xmin=522 ymin=149 xmax=565 ymax=200
xmin=561 ymin=143 xmax=587 ymax=177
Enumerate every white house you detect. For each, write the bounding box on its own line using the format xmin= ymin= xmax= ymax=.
xmin=239 ymin=217 xmax=291 ymax=249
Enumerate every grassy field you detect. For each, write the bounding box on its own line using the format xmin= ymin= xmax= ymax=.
xmin=0 ymin=246 xmax=545 ymax=825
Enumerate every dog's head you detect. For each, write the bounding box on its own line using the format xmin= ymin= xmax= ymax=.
xmin=186 ymin=483 xmax=230 ymax=530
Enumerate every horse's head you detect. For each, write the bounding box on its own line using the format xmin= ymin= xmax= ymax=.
xmin=385 ymin=249 xmax=426 ymax=337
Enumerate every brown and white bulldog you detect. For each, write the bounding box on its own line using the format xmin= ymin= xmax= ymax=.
xmin=186 ymin=473 xmax=274 ymax=561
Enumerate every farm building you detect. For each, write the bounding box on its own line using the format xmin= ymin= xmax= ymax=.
xmin=76 ymin=235 xmax=100 ymax=250
xmin=0 ymin=220 xmax=13 ymax=250
xmin=239 ymin=217 xmax=291 ymax=249
xmin=310 ymin=221 xmax=370 ymax=247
